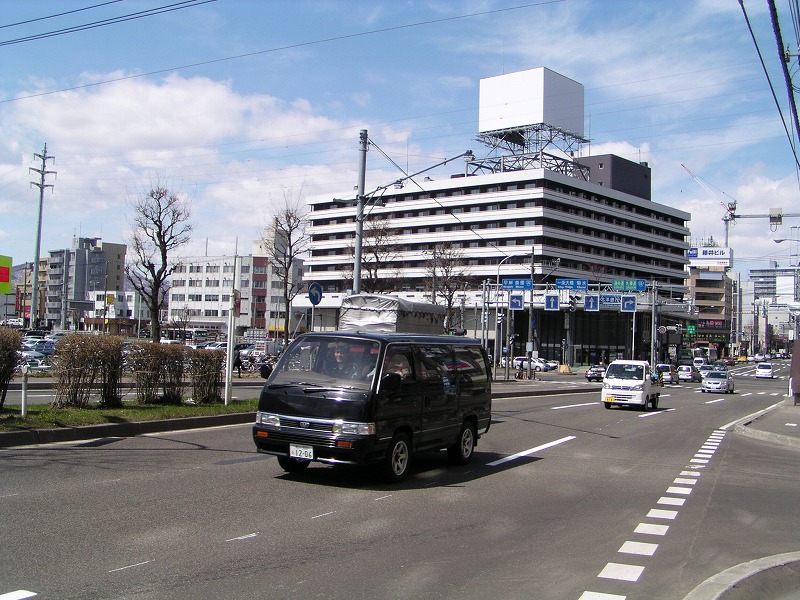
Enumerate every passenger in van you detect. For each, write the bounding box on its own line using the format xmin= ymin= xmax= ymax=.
xmin=385 ymin=353 xmax=412 ymax=379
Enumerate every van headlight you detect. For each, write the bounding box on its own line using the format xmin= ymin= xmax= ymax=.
xmin=603 ymin=381 xmax=612 ymax=389
xmin=631 ymin=384 xmax=643 ymax=391
xmin=256 ymin=412 xmax=280 ymax=427
xmin=332 ymin=421 xmax=375 ymax=435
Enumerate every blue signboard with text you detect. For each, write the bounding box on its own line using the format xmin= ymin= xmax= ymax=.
xmin=502 ymin=278 xmax=532 ymax=290
xmin=556 ymin=278 xmax=588 ymax=291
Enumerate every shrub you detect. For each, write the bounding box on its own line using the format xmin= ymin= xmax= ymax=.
xmin=0 ymin=328 xmax=22 ymax=409
xmin=130 ymin=342 xmax=187 ymax=405
xmin=188 ymin=348 xmax=225 ymax=403
xmin=53 ymin=334 xmax=100 ymax=408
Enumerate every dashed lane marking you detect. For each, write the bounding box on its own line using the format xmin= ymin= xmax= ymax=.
xmin=619 ymin=541 xmax=658 ymax=556
xmin=0 ymin=592 xmax=37 ymax=600
xmin=598 ymin=562 xmax=645 ymax=582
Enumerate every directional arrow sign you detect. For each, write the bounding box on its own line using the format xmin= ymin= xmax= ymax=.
xmin=584 ymin=294 xmax=600 ymax=312
xmin=544 ymin=294 xmax=560 ymax=311
xmin=308 ymin=282 xmax=323 ymax=306
xmin=621 ymin=295 xmax=637 ymax=313
xmin=510 ymin=295 xmax=524 ymax=310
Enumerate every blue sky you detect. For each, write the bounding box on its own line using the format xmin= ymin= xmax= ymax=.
xmin=1 ymin=0 xmax=799 ymax=278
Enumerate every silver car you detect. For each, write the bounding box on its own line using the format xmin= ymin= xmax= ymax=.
xmin=701 ymin=370 xmax=735 ymax=394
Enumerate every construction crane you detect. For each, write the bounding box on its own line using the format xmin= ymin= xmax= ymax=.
xmin=681 ymin=163 xmax=800 ymax=247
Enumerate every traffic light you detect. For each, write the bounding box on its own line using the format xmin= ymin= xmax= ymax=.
xmin=568 ymin=296 xmax=579 ymax=312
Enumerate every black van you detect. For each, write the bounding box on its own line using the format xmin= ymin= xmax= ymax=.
xmin=252 ymin=332 xmax=492 ymax=481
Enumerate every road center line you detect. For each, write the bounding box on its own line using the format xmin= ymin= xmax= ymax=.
xmin=108 ymin=560 xmax=152 ymax=573
xmin=551 ymin=402 xmax=598 ymax=410
xmin=486 ymin=436 xmax=575 ymax=466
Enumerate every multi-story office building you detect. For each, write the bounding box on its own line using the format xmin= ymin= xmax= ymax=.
xmin=300 ymin=68 xmax=692 ymax=364
xmin=45 ymin=237 xmax=126 ymax=330
xmin=83 ymin=289 xmax=152 ymax=336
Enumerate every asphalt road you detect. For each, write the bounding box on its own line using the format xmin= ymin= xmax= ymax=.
xmin=1 ymin=365 xmax=797 ymax=600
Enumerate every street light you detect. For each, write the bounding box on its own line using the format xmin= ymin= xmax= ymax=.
xmin=494 ymin=253 xmax=528 ymax=369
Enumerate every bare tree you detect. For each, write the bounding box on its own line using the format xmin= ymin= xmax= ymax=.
xmin=262 ymin=200 xmax=310 ymax=346
xmin=126 ymin=186 xmax=193 ymax=343
xmin=426 ymin=243 xmax=469 ymax=331
xmin=344 ymin=217 xmax=402 ymax=293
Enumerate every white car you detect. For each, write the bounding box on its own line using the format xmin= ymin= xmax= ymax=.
xmin=755 ymin=363 xmax=774 ymax=378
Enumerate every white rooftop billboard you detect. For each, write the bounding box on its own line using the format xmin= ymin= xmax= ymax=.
xmin=478 ymin=67 xmax=584 ymax=136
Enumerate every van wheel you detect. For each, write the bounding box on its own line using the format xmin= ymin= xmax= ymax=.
xmin=277 ymin=455 xmax=311 ymax=473
xmin=604 ymin=402 xmax=612 ymax=409
xmin=448 ymin=421 xmax=476 ymax=465
xmin=382 ymin=433 xmax=411 ymax=482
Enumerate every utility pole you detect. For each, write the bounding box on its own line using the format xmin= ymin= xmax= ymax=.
xmin=352 ymin=129 xmax=368 ymax=295
xmin=29 ymin=144 xmax=56 ymax=329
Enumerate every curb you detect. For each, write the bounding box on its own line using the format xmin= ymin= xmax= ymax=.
xmin=731 ymin=401 xmax=800 ymax=450
xmin=0 ymin=411 xmax=256 ymax=448
xmin=683 ymin=551 xmax=800 ymax=600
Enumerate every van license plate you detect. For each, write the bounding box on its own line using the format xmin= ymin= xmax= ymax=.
xmin=606 ymin=396 xmax=615 ymax=402
xmin=289 ymin=444 xmax=314 ymax=459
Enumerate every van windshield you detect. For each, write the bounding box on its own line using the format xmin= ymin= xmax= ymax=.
xmin=605 ymin=363 xmax=644 ymax=380
xmin=270 ymin=336 xmax=380 ymax=390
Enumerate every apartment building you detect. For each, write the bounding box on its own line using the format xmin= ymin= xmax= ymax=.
xmin=45 ymin=237 xmax=126 ymax=330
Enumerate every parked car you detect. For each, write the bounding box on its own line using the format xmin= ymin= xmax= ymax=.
xmin=677 ymin=364 xmax=702 ymax=383
xmin=205 ymin=341 xmax=227 ymax=351
xmin=701 ymin=370 xmax=735 ymax=394
xmin=655 ymin=364 xmax=678 ymax=384
xmin=516 ymin=357 xmax=552 ymax=372
xmin=585 ymin=364 xmax=606 ymax=382
xmin=755 ymin=362 xmax=774 ymax=378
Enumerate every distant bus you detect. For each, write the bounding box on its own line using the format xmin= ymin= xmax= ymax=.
xmin=678 ymin=344 xmax=718 ymax=365
xmin=161 ymin=327 xmax=209 ymax=344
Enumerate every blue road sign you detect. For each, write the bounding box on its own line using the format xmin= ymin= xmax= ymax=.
xmin=544 ymin=294 xmax=560 ymax=311
xmin=308 ymin=282 xmax=323 ymax=306
xmin=556 ymin=278 xmax=589 ymax=291
xmin=584 ymin=294 xmax=600 ymax=311
xmin=621 ymin=295 xmax=637 ymax=313
xmin=502 ymin=278 xmax=532 ymax=290
xmin=510 ymin=295 xmax=524 ymax=310
xmin=600 ymin=293 xmax=621 ymax=307
xmin=612 ymin=278 xmax=647 ymax=292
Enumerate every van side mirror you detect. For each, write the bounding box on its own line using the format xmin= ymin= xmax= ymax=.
xmin=380 ymin=372 xmax=402 ymax=393
xmin=259 ymin=364 xmax=273 ymax=379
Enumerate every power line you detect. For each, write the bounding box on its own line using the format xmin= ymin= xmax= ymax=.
xmin=1 ymin=1 xmax=562 ymax=103
xmin=0 ymin=0 xmax=124 ymax=29
xmin=0 ymin=0 xmax=217 ymax=47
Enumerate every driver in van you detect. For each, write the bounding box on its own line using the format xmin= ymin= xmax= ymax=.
xmin=325 ymin=345 xmax=357 ymax=378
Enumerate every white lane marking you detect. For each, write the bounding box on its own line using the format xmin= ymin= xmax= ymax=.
xmin=109 ymin=560 xmax=152 ymax=573
xmin=638 ymin=408 xmax=675 ymax=418
xmin=739 ymin=392 xmax=752 ymax=397
xmin=787 ymin=423 xmax=798 ymax=427
xmin=0 ymin=592 xmax=37 ymax=600
xmin=705 ymin=399 xmax=725 ymax=404
xmin=619 ymin=541 xmax=658 ymax=556
xmin=0 ymin=493 xmax=20 ymax=499
xmin=673 ymin=478 xmax=697 ymax=485
xmin=578 ymin=592 xmax=626 ymax=600
xmin=695 ymin=452 xmax=714 ymax=458
xmin=647 ymin=509 xmax=678 ymax=520
xmin=598 ymin=562 xmax=645 ymax=582
xmin=311 ymin=512 xmax=334 ymax=519
xmin=486 ymin=436 xmax=575 ymax=466
xmin=666 ymin=486 xmax=692 ymax=495
xmin=551 ymin=402 xmax=598 ymax=410
xmin=690 ymin=458 xmax=709 ymax=464
xmin=374 ymin=495 xmax=393 ymax=501
xmin=635 ymin=523 xmax=669 ymax=535
xmin=225 ymin=533 xmax=257 ymax=542
xmin=680 ymin=470 xmax=701 ymax=477
xmin=658 ymin=497 xmax=686 ymax=506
